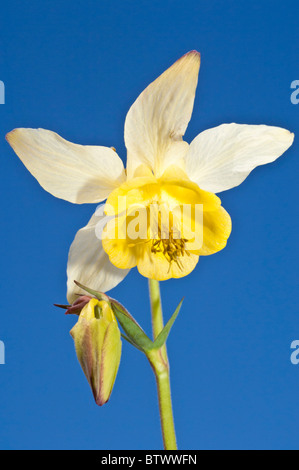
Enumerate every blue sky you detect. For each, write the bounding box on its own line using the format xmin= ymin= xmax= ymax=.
xmin=0 ymin=0 xmax=298 ymax=450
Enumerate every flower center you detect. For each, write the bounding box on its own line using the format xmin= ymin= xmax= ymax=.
xmin=102 ymin=169 xmax=231 ymax=280
xmin=150 ymin=234 xmax=190 ymax=270
xmin=149 ymin=211 xmax=190 ymax=270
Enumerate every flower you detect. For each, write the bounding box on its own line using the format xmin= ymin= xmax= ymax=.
xmin=70 ymin=298 xmax=122 ymax=406
xmin=6 ymin=51 xmax=294 ymax=302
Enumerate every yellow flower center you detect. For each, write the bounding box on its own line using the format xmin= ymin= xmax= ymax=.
xmin=151 ymin=236 xmax=189 ymax=270
xmin=102 ymin=166 xmax=232 ymax=280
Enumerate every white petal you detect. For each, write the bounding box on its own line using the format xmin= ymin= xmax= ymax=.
xmin=67 ymin=207 xmax=130 ymax=303
xmin=6 ymin=128 xmax=126 ymax=204
xmin=125 ymin=51 xmax=200 ymax=178
xmin=185 ymin=124 xmax=294 ymax=193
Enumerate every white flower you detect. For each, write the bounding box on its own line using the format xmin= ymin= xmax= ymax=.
xmin=6 ymin=51 xmax=294 ymax=302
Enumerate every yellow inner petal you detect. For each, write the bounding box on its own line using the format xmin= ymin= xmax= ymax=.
xmin=102 ymin=167 xmax=232 ymax=280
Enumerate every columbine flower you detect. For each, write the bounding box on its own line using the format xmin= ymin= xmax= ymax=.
xmin=6 ymin=51 xmax=294 ymax=303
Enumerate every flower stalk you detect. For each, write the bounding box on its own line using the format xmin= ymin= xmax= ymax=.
xmin=147 ymin=279 xmax=177 ymax=450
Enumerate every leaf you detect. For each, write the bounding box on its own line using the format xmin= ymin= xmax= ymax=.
xmin=111 ymin=302 xmax=155 ymax=352
xmin=109 ymin=298 xmax=142 ymax=327
xmin=121 ymin=334 xmax=143 ymax=352
xmin=153 ymin=298 xmax=184 ymax=349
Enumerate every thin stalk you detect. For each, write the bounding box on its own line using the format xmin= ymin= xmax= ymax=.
xmin=148 ymin=279 xmax=177 ymax=450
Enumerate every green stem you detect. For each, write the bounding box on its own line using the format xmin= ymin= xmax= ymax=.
xmin=147 ymin=279 xmax=177 ymax=450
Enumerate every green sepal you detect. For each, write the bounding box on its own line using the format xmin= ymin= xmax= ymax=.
xmin=74 ymin=280 xmax=110 ymax=302
xmin=152 ymin=298 xmax=184 ymax=349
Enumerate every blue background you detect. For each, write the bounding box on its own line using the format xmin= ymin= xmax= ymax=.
xmin=0 ymin=0 xmax=298 ymax=450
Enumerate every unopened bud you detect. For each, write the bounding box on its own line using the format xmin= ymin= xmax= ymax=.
xmin=70 ymin=298 xmax=122 ymax=406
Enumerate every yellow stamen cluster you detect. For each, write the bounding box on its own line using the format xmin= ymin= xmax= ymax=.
xmin=151 ymin=230 xmax=190 ymax=270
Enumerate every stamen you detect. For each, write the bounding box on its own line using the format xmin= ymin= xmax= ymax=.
xmin=148 ymin=204 xmax=190 ymax=270
xmin=150 ymin=230 xmax=190 ymax=270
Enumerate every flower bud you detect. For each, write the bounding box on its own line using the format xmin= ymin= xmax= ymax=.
xmin=70 ymin=298 xmax=122 ymax=406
